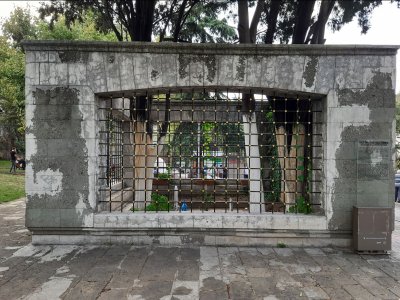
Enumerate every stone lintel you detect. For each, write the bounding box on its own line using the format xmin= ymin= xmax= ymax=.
xmin=21 ymin=40 xmax=399 ymax=56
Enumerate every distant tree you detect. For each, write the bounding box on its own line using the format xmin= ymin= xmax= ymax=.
xmin=0 ymin=7 xmax=120 ymax=158
xmin=396 ymin=94 xmax=400 ymax=134
xmin=1 ymin=6 xmax=37 ymax=48
xmin=39 ymin=0 xmax=162 ymax=42
xmin=36 ymin=12 xmax=117 ymax=41
xmin=39 ymin=0 xmax=236 ymax=43
xmin=154 ymin=1 xmax=236 ymax=43
xmin=0 ymin=37 xmax=25 ymax=153
xmin=231 ymin=0 xmax=395 ymax=45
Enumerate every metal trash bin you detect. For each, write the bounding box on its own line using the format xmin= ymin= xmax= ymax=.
xmin=353 ymin=207 xmax=393 ymax=253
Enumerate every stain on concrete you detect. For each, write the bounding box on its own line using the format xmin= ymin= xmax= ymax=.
xmin=151 ymin=69 xmax=160 ymax=81
xmin=178 ymin=54 xmax=216 ymax=82
xmin=151 ymin=237 xmax=161 ymax=245
xmin=58 ymin=51 xmax=89 ymax=63
xmin=178 ymin=55 xmax=191 ymax=79
xmin=172 ymin=286 xmax=192 ymax=295
xmin=181 ymin=235 xmax=205 ymax=245
xmin=200 ymin=277 xmax=226 ymax=291
xmin=108 ymin=54 xmax=115 ymax=63
xmin=203 ymin=55 xmax=216 ymax=82
xmin=329 ymin=71 xmax=394 ymax=230
xmin=337 ymin=71 xmax=394 ymax=107
xmin=235 ymin=56 xmax=246 ymax=81
xmin=26 ymin=87 xmax=91 ymax=227
xmin=303 ymin=56 xmax=318 ymax=88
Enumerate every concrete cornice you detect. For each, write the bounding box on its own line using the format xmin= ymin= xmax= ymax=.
xmin=21 ymin=40 xmax=400 ymax=56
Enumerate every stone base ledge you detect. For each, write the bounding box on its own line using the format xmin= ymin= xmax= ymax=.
xmin=30 ymin=228 xmax=351 ymax=248
xmin=93 ymin=212 xmax=328 ymax=231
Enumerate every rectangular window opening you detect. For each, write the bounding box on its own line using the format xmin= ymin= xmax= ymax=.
xmin=97 ymin=90 xmax=324 ymax=214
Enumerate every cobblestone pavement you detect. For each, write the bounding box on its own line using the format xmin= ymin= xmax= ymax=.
xmin=0 ymin=199 xmax=399 ymax=300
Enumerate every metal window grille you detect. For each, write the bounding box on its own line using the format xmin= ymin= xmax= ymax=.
xmin=98 ymin=89 xmax=323 ymax=214
xmin=99 ymin=112 xmax=123 ymax=187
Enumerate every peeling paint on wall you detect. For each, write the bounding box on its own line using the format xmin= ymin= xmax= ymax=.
xmin=303 ymin=56 xmax=318 ymax=88
xmin=235 ymin=56 xmax=246 ymax=82
xmin=178 ymin=54 xmax=216 ymax=82
xmin=58 ymin=51 xmax=89 ymax=63
xmin=27 ymin=168 xmax=63 ymax=197
xmin=329 ymin=71 xmax=395 ymax=230
xmin=26 ymin=87 xmax=92 ymax=228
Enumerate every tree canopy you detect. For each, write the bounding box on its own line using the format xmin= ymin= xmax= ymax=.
xmin=0 ymin=6 xmax=119 ymax=156
xmin=1 ymin=6 xmax=37 ymax=48
xmin=0 ymin=37 xmax=25 ymax=151
xmin=37 ymin=0 xmax=400 ymax=45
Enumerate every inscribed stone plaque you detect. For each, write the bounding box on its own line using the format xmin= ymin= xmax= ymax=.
xmin=357 ymin=140 xmax=389 ymax=180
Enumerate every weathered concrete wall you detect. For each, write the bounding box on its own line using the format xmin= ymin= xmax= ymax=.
xmin=22 ymin=41 xmax=397 ymax=244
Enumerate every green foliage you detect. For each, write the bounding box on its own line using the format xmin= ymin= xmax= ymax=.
xmin=270 ymin=0 xmax=384 ymax=44
xmin=176 ymin=2 xmax=237 ymax=43
xmin=157 ymin=172 xmax=171 ymax=180
xmin=38 ymin=0 xmax=386 ymax=46
xmin=331 ymin=1 xmax=384 ymax=34
xmin=1 ymin=6 xmax=37 ymax=47
xmin=288 ymin=196 xmax=312 ymax=214
xmin=0 ymin=8 xmax=116 ymax=158
xmin=169 ymin=111 xmax=244 ymax=170
xmin=145 ymin=193 xmax=170 ymax=211
xmin=289 ymin=158 xmax=313 ymax=214
xmin=202 ymin=191 xmax=213 ymax=211
xmin=396 ymin=94 xmax=400 ymax=134
xmin=277 ymin=242 xmax=287 ymax=248
xmin=0 ymin=37 xmax=25 ymax=153
xmin=36 ymin=12 xmax=117 ymax=41
xmin=169 ymin=122 xmax=198 ymax=168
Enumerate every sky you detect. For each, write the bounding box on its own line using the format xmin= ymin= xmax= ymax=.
xmin=0 ymin=0 xmax=399 ymax=92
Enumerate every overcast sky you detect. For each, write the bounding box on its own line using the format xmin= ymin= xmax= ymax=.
xmin=1 ymin=0 xmax=399 ymax=92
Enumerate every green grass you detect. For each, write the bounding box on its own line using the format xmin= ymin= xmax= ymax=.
xmin=0 ymin=160 xmax=25 ymax=203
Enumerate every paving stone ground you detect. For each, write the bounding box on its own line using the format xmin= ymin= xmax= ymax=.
xmin=0 ymin=199 xmax=399 ymax=300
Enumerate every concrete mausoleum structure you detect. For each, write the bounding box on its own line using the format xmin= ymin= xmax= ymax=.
xmin=22 ymin=41 xmax=398 ymax=246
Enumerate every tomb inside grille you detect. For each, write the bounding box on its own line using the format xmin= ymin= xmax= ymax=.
xmin=98 ymin=89 xmax=323 ymax=214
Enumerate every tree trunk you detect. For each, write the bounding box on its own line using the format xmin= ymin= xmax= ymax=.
xmin=256 ymin=102 xmax=273 ymax=196
xmin=275 ymin=124 xmax=305 ymax=208
xmin=133 ymin=0 xmax=156 ymax=41
xmin=310 ymin=0 xmax=335 ymax=44
xmin=249 ymin=0 xmax=265 ymax=43
xmin=271 ymin=95 xmax=311 ymax=209
xmin=292 ymin=0 xmax=316 ymax=44
xmin=129 ymin=0 xmax=156 ymax=207
xmin=275 ymin=126 xmax=286 ymax=203
xmin=133 ymin=121 xmax=153 ymax=209
xmin=237 ymin=0 xmax=251 ymax=43
xmin=243 ymin=112 xmax=265 ymax=213
xmin=264 ymin=0 xmax=282 ymax=44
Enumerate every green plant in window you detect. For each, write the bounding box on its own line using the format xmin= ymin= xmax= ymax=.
xmin=157 ymin=172 xmax=171 ymax=180
xmin=288 ymin=196 xmax=312 ymax=214
xmin=146 ymin=193 xmax=170 ymax=211
xmin=288 ymin=154 xmax=313 ymax=214
xmin=277 ymin=242 xmax=287 ymax=248
xmin=202 ymin=191 xmax=213 ymax=211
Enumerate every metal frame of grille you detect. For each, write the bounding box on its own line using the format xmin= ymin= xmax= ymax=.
xmin=103 ymin=113 xmax=123 ymax=187
xmin=97 ymin=89 xmax=323 ymax=214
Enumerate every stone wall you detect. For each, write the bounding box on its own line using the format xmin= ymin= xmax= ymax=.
xmin=22 ymin=41 xmax=397 ymax=245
